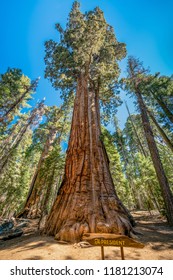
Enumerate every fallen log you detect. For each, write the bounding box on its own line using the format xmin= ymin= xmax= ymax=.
xmin=0 ymin=221 xmax=14 ymax=234
xmin=0 ymin=229 xmax=23 ymax=241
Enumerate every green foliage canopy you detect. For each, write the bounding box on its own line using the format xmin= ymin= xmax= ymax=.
xmin=44 ymin=1 xmax=126 ymax=116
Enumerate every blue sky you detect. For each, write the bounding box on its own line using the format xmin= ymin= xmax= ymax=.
xmin=1 ymin=0 xmax=173 ymax=128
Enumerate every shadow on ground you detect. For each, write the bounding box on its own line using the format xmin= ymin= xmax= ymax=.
xmin=0 ymin=211 xmax=173 ymax=260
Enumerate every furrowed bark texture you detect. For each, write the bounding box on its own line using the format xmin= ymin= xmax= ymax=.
xmin=45 ymin=74 xmax=134 ymax=242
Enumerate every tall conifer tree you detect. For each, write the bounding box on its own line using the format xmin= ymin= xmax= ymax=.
xmin=44 ymin=2 xmax=135 ymax=242
xmin=124 ymin=56 xmax=173 ymax=225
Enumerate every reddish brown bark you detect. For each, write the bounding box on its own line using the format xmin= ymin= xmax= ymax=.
xmin=45 ymin=74 xmax=134 ymax=242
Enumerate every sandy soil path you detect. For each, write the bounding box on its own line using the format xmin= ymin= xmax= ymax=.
xmin=0 ymin=211 xmax=173 ymax=260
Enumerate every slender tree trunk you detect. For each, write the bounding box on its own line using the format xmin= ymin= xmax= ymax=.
xmin=18 ymin=128 xmax=57 ymax=219
xmin=2 ymin=79 xmax=38 ymax=121
xmin=147 ymin=109 xmax=173 ymax=153
xmin=125 ymin=101 xmax=147 ymax=157
xmin=45 ymin=74 xmax=135 ymax=243
xmin=135 ymin=89 xmax=173 ymax=225
xmin=0 ymin=102 xmax=44 ymax=175
xmin=151 ymin=91 xmax=173 ymax=124
xmin=41 ymin=165 xmax=57 ymax=214
xmin=0 ymin=120 xmax=20 ymax=152
xmin=0 ymin=123 xmax=31 ymax=174
xmin=124 ymin=104 xmax=167 ymax=211
xmin=0 ymin=122 xmax=24 ymax=160
xmin=38 ymin=162 xmax=60 ymax=230
xmin=147 ymin=184 xmax=161 ymax=213
xmin=121 ymin=147 xmax=143 ymax=209
xmin=113 ymin=124 xmax=140 ymax=209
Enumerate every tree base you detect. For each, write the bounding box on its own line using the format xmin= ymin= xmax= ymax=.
xmin=45 ymin=196 xmax=135 ymax=243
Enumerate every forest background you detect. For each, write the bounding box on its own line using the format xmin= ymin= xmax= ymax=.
xmin=0 ymin=0 xmax=173 ymax=223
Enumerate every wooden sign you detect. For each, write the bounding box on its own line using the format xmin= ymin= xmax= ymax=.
xmin=82 ymin=233 xmax=144 ymax=260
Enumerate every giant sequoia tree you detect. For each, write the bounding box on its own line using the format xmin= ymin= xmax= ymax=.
xmin=44 ymin=2 xmax=134 ymax=242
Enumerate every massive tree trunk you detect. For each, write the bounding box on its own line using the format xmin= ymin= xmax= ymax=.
xmin=45 ymin=74 xmax=134 ymax=243
xmin=135 ymin=90 xmax=173 ymax=225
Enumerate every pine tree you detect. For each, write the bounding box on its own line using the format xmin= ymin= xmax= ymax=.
xmin=147 ymin=109 xmax=173 ymax=153
xmin=125 ymin=101 xmax=147 ymax=156
xmin=114 ymin=118 xmax=145 ymax=210
xmin=0 ymin=128 xmax=34 ymax=218
xmin=123 ymin=56 xmax=173 ymax=225
xmin=136 ymin=73 xmax=173 ymax=131
xmin=101 ymin=126 xmax=133 ymax=209
xmin=0 ymin=100 xmax=45 ymax=174
xmin=18 ymin=106 xmax=69 ymax=219
xmin=0 ymin=68 xmax=37 ymax=130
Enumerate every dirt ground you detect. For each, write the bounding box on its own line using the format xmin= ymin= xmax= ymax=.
xmin=0 ymin=211 xmax=173 ymax=260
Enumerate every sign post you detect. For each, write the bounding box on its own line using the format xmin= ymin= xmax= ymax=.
xmin=82 ymin=233 xmax=144 ymax=260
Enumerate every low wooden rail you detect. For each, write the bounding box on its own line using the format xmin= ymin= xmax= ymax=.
xmin=82 ymin=233 xmax=144 ymax=260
